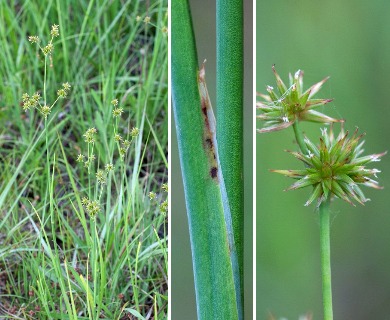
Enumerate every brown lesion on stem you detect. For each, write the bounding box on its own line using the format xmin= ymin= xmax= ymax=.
xmin=198 ymin=60 xmax=219 ymax=182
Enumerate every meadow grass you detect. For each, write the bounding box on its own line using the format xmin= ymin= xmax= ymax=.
xmin=0 ymin=1 xmax=168 ymax=319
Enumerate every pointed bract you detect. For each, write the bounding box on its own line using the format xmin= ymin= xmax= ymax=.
xmin=257 ymin=67 xmax=343 ymax=133
xmin=271 ymin=126 xmax=385 ymax=206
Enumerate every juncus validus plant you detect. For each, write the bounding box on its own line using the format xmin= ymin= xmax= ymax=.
xmin=257 ymin=67 xmax=385 ymax=320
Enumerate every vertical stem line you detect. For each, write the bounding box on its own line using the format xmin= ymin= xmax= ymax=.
xmin=216 ymin=0 xmax=244 ymax=310
xmin=292 ymin=121 xmax=309 ymax=155
xmin=320 ymin=198 xmax=333 ymax=320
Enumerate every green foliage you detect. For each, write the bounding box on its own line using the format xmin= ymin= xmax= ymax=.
xmin=0 ymin=0 xmax=167 ymax=318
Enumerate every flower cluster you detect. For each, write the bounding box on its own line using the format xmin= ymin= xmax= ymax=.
xmin=81 ymin=197 xmax=100 ymax=218
xmin=57 ymin=82 xmax=71 ymax=98
xmin=257 ymin=66 xmax=342 ymax=133
xmin=28 ymin=24 xmax=60 ymax=56
xmin=272 ymin=125 xmax=386 ymax=207
xmin=21 ymin=92 xmax=40 ymax=111
xmin=83 ymin=127 xmax=97 ymax=144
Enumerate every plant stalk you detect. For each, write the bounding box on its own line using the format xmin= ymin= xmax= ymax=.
xmin=216 ymin=0 xmax=244 ymax=308
xmin=320 ymin=198 xmax=333 ymax=320
xmin=292 ymin=120 xmax=309 ymax=155
xmin=172 ymin=0 xmax=239 ymax=318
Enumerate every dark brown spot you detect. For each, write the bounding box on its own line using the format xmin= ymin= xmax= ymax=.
xmin=205 ymin=138 xmax=213 ymax=149
xmin=210 ymin=167 xmax=218 ymax=179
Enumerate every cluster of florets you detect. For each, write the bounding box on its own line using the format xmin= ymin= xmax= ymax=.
xmin=81 ymin=197 xmax=100 ymax=218
xmin=258 ymin=67 xmax=385 ymax=207
xmin=28 ymin=24 xmax=60 ymax=56
xmin=57 ymin=82 xmax=71 ymax=98
xmin=110 ymin=97 xmax=139 ymax=158
xmin=83 ymin=127 xmax=97 ymax=144
xmin=21 ymin=92 xmax=40 ymax=111
xmin=257 ymin=66 xmax=342 ymax=133
xmin=272 ymin=125 xmax=385 ymax=207
xmin=149 ymin=183 xmax=168 ymax=214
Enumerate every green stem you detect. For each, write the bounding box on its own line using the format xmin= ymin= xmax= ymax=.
xmin=172 ymin=0 xmax=239 ymax=318
xmin=44 ymin=56 xmax=47 ymax=106
xmin=216 ymin=0 xmax=244 ymax=309
xmin=320 ymin=198 xmax=333 ymax=320
xmin=292 ymin=120 xmax=309 ymax=155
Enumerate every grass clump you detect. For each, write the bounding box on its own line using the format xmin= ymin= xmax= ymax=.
xmin=0 ymin=0 xmax=167 ymax=319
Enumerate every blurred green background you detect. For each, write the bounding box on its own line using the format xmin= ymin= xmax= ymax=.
xmin=257 ymin=1 xmax=390 ymax=319
xmin=171 ymin=0 xmax=253 ymax=318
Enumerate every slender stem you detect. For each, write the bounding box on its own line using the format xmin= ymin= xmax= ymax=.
xmin=320 ymin=198 xmax=333 ymax=320
xmin=44 ymin=56 xmax=47 ymax=106
xmin=216 ymin=0 xmax=244 ymax=310
xmin=292 ymin=120 xmax=309 ymax=155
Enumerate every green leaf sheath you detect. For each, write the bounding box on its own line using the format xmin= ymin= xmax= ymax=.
xmin=320 ymin=198 xmax=334 ymax=320
xmin=216 ymin=0 xmax=244 ymax=304
xmin=172 ymin=1 xmax=238 ymax=319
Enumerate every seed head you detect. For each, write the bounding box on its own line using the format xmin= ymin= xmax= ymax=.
xmin=162 ymin=183 xmax=168 ymax=192
xmin=76 ymin=154 xmax=85 ymax=162
xmin=96 ymin=170 xmax=107 ymax=184
xmin=144 ymin=16 xmax=151 ymax=23
xmin=82 ymin=197 xmax=100 ymax=217
xmin=84 ymin=128 xmax=97 ymax=144
xmin=111 ymin=98 xmax=119 ymax=106
xmin=160 ymin=200 xmax=168 ymax=213
xmin=257 ymin=66 xmax=343 ymax=133
xmin=57 ymin=88 xmax=67 ymax=98
xmin=113 ymin=108 xmax=124 ymax=118
xmin=105 ymin=163 xmax=114 ymax=172
xmin=271 ymin=125 xmax=386 ymax=207
xmin=122 ymin=139 xmax=131 ymax=149
xmin=40 ymin=105 xmax=51 ymax=119
xmin=42 ymin=43 xmax=54 ymax=56
xmin=62 ymin=82 xmax=71 ymax=91
xmin=28 ymin=36 xmax=40 ymax=44
xmin=51 ymin=24 xmax=59 ymax=37
xmin=114 ymin=134 xmax=122 ymax=142
xmin=149 ymin=192 xmax=156 ymax=200
xmin=130 ymin=127 xmax=139 ymax=138
xmin=136 ymin=16 xmax=141 ymax=22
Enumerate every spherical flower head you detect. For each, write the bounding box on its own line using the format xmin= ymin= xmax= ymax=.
xmin=96 ymin=170 xmax=107 ymax=184
xmin=105 ymin=163 xmax=114 ymax=172
xmin=162 ymin=183 xmax=168 ymax=192
xmin=136 ymin=16 xmax=141 ymax=22
xmin=130 ymin=127 xmax=139 ymax=138
xmin=40 ymin=105 xmax=51 ymax=119
xmin=57 ymin=88 xmax=67 ymax=98
xmin=271 ymin=125 xmax=386 ymax=207
xmin=122 ymin=139 xmax=131 ymax=149
xmin=257 ymin=66 xmax=343 ymax=133
xmin=143 ymin=16 xmax=151 ymax=23
xmin=114 ymin=133 xmax=122 ymax=142
xmin=112 ymin=107 xmax=123 ymax=118
xmin=83 ymin=128 xmax=97 ymax=144
xmin=149 ymin=191 xmax=156 ymax=200
xmin=111 ymin=98 xmax=119 ymax=106
xmin=62 ymin=82 xmax=71 ymax=91
xmin=160 ymin=200 xmax=168 ymax=213
xmin=28 ymin=36 xmax=40 ymax=44
xmin=42 ymin=43 xmax=54 ymax=56
xmin=76 ymin=154 xmax=85 ymax=162
xmin=51 ymin=24 xmax=59 ymax=38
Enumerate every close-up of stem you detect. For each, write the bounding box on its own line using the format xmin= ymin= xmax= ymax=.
xmin=319 ymin=198 xmax=333 ymax=320
xmin=217 ymin=0 xmax=244 ymax=307
xmin=172 ymin=0 xmax=244 ymax=318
